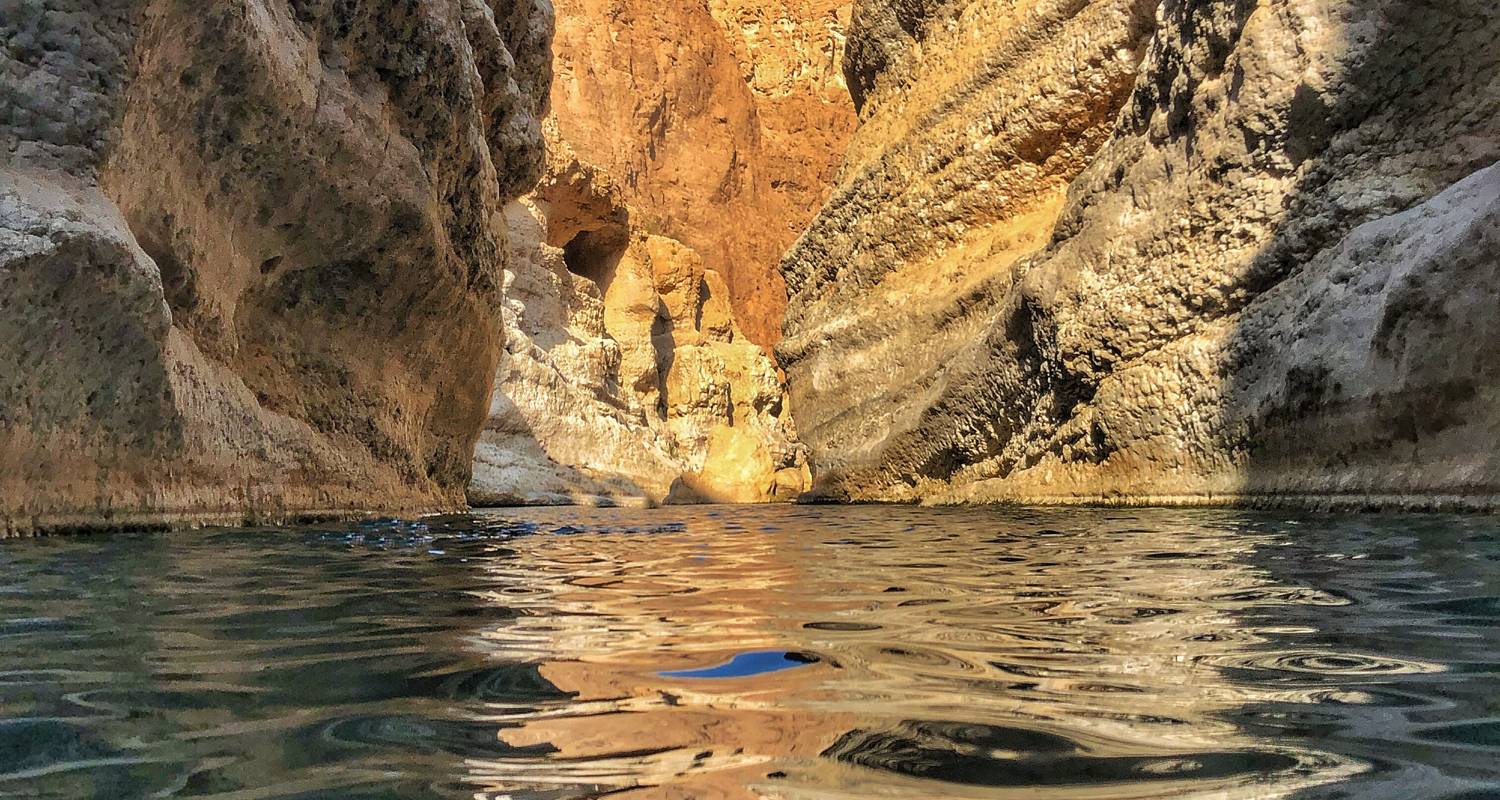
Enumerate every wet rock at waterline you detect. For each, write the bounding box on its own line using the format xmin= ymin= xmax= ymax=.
xmin=0 ymin=0 xmax=552 ymax=534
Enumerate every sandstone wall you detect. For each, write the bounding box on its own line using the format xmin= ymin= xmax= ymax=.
xmin=782 ymin=0 xmax=1500 ymax=508
xmin=0 ymin=0 xmax=551 ymax=534
xmin=469 ymin=131 xmax=809 ymax=507
xmin=547 ymin=0 xmax=855 ymax=346
xmin=469 ymin=0 xmax=850 ymax=506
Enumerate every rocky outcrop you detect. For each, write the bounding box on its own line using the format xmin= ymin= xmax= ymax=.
xmin=782 ymin=0 xmax=1500 ymax=508
xmin=469 ymin=132 xmax=809 ymax=507
xmin=470 ymin=0 xmax=850 ymax=507
xmin=1 ymin=0 xmax=551 ymax=534
xmin=547 ymin=0 xmax=855 ymax=346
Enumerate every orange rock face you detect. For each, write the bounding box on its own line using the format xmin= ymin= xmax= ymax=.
xmin=548 ymin=0 xmax=855 ymax=347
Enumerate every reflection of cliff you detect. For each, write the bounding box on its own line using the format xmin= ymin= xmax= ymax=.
xmin=14 ymin=511 xmax=1476 ymax=798
xmin=468 ymin=509 xmax=853 ymax=798
xmin=455 ymin=506 xmax=1404 ymax=798
xmin=782 ymin=0 xmax=1500 ymax=509
xmin=469 ymin=132 xmax=810 ymax=507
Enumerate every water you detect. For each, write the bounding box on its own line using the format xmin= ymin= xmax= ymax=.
xmin=2 ymin=505 xmax=1499 ymax=799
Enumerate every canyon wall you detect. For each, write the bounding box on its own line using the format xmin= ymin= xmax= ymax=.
xmin=469 ymin=130 xmax=810 ymax=507
xmin=782 ymin=0 xmax=1500 ymax=508
xmin=470 ymin=0 xmax=857 ymax=505
xmin=0 ymin=0 xmax=551 ymax=534
xmin=546 ymin=0 xmax=856 ymax=346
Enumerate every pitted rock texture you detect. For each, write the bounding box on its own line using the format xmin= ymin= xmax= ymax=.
xmin=781 ymin=0 xmax=1500 ymax=508
xmin=780 ymin=0 xmax=1157 ymax=497
xmin=1 ymin=0 xmax=551 ymax=534
xmin=547 ymin=0 xmax=855 ymax=347
xmin=469 ymin=133 xmax=810 ymax=507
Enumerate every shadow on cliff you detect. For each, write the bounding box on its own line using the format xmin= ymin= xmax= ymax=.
xmin=831 ymin=0 xmax=1500 ymax=508
xmin=468 ymin=399 xmax=660 ymax=508
xmin=468 ymin=330 xmax=664 ymax=509
xmin=1215 ymin=0 xmax=1500 ymax=508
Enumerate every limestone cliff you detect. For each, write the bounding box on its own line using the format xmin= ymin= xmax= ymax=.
xmin=0 ymin=0 xmax=551 ymax=534
xmin=469 ymin=130 xmax=809 ymax=507
xmin=469 ymin=0 xmax=850 ymax=506
xmin=782 ymin=0 xmax=1500 ymax=508
xmin=547 ymin=0 xmax=855 ymax=346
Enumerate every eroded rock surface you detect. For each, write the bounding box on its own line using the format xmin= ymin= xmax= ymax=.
xmin=470 ymin=0 xmax=848 ymax=506
xmin=782 ymin=0 xmax=1500 ymax=508
xmin=547 ymin=0 xmax=855 ymax=346
xmin=1 ymin=0 xmax=551 ymax=533
xmin=469 ymin=132 xmax=809 ymax=507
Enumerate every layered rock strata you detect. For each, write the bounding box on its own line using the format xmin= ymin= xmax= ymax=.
xmin=469 ymin=132 xmax=810 ymax=507
xmin=1 ymin=0 xmax=551 ymax=534
xmin=782 ymin=0 xmax=1500 ymax=508
xmin=546 ymin=0 xmax=855 ymax=346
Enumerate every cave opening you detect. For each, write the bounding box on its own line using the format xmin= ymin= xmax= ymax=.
xmin=561 ymin=228 xmax=627 ymax=290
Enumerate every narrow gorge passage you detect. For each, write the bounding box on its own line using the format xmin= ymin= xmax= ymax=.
xmin=477 ymin=0 xmax=1500 ymax=513
xmin=466 ymin=0 xmax=856 ymax=508
xmin=3 ymin=2 xmax=1500 ymax=798
xmin=5 ymin=0 xmax=1494 ymax=529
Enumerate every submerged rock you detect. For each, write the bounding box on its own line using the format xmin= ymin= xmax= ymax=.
xmin=0 ymin=0 xmax=552 ymax=534
xmin=781 ymin=0 xmax=1500 ymax=508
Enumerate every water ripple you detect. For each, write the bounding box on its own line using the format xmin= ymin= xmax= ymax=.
xmin=1 ymin=507 xmax=1498 ymax=798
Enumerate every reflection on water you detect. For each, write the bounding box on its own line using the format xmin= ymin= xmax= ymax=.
xmin=2 ymin=506 xmax=1499 ymax=798
xmin=659 ymin=651 xmax=821 ymax=679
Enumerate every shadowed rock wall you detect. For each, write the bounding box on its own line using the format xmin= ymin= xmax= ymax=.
xmin=782 ymin=0 xmax=1500 ymax=508
xmin=1 ymin=0 xmax=552 ymax=534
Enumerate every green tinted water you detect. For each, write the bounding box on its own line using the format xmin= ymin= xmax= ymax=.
xmin=3 ymin=505 xmax=1498 ymax=798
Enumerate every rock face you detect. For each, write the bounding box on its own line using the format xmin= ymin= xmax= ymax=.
xmin=0 ymin=0 xmax=552 ymax=533
xmin=469 ymin=131 xmax=809 ymax=507
xmin=469 ymin=0 xmax=852 ymax=507
xmin=782 ymin=0 xmax=1500 ymax=508
xmin=546 ymin=0 xmax=855 ymax=346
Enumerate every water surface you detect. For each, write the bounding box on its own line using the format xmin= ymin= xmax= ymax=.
xmin=3 ymin=505 xmax=1499 ymax=798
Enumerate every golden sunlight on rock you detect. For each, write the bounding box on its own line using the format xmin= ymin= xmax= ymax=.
xmin=782 ymin=0 xmax=1500 ymax=509
xmin=469 ymin=132 xmax=809 ymax=507
xmin=545 ymin=0 xmax=856 ymax=348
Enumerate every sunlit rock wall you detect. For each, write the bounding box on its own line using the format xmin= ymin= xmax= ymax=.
xmin=469 ymin=131 xmax=810 ymax=507
xmin=0 ymin=0 xmax=552 ymax=534
xmin=547 ymin=0 xmax=856 ymax=347
xmin=470 ymin=0 xmax=851 ymax=506
xmin=782 ymin=0 xmax=1500 ymax=508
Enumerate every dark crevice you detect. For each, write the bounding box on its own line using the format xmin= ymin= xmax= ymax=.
xmin=561 ymin=228 xmax=627 ymax=291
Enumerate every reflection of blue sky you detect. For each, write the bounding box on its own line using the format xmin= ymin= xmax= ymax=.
xmin=660 ymin=650 xmax=815 ymax=679
xmin=4 ymin=506 xmax=1494 ymax=798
